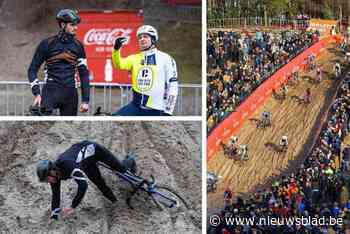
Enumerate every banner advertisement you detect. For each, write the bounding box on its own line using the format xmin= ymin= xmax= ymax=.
xmin=308 ymin=19 xmax=338 ymax=34
xmin=76 ymin=10 xmax=144 ymax=84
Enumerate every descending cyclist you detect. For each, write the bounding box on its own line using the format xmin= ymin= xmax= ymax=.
xmin=307 ymin=53 xmax=316 ymax=71
xmin=238 ymin=145 xmax=248 ymax=161
xmin=228 ymin=136 xmax=238 ymax=155
xmin=292 ymin=67 xmax=299 ymax=83
xmin=260 ymin=111 xmax=272 ymax=128
xmin=281 ymin=84 xmax=288 ymax=99
xmin=303 ymin=88 xmax=311 ymax=104
xmin=279 ymin=135 xmax=288 ymax=152
xmin=36 ymin=140 xmax=136 ymax=220
xmin=334 ymin=62 xmax=341 ymax=77
xmin=27 ymin=9 xmax=90 ymax=116
xmin=111 ymin=25 xmax=178 ymax=116
xmin=221 ymin=136 xmax=238 ymax=158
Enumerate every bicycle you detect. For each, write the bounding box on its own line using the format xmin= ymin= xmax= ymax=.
xmin=220 ymin=141 xmax=238 ymax=160
xmin=257 ymin=111 xmax=272 ymax=129
xmin=207 ymin=171 xmax=218 ymax=193
xmin=98 ymin=162 xmax=189 ymax=211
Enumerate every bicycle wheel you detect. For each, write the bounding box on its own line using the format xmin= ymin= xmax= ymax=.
xmin=151 ymin=185 xmax=190 ymax=211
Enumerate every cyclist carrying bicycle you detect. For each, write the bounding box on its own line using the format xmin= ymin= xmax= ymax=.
xmin=36 ymin=140 xmax=136 ymax=220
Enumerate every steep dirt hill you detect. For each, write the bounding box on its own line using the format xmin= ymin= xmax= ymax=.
xmin=208 ymin=42 xmax=345 ymax=210
xmin=0 ymin=121 xmax=201 ymax=233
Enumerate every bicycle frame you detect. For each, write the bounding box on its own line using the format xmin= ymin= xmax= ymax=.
xmin=98 ymin=162 xmax=179 ymax=209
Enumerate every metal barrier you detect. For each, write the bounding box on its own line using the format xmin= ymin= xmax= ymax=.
xmin=0 ymin=81 xmax=201 ymax=116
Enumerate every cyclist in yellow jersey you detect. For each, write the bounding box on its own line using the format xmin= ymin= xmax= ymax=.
xmin=111 ymin=25 xmax=178 ymax=116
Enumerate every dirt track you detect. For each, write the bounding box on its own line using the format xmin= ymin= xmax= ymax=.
xmin=208 ymin=42 xmax=345 ymax=210
xmin=0 ymin=121 xmax=201 ymax=233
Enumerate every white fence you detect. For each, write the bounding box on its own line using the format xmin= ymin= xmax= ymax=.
xmin=0 ymin=82 xmax=201 ymax=116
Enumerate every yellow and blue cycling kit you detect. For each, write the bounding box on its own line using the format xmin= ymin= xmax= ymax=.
xmin=111 ymin=48 xmax=178 ymax=115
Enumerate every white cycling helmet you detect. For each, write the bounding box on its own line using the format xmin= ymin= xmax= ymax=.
xmin=230 ymin=136 xmax=238 ymax=143
xmin=240 ymin=145 xmax=247 ymax=149
xmin=137 ymin=25 xmax=159 ymax=43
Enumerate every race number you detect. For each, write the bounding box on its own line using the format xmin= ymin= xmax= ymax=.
xmin=136 ymin=67 xmax=154 ymax=92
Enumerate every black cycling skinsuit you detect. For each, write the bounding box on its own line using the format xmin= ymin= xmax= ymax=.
xmin=50 ymin=140 xmax=127 ymax=218
xmin=28 ymin=31 xmax=90 ymax=115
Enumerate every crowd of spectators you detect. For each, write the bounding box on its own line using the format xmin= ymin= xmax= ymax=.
xmin=208 ymin=73 xmax=350 ymax=234
xmin=207 ymin=29 xmax=320 ymax=132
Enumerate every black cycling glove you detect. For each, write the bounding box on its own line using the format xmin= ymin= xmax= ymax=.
xmin=114 ymin=37 xmax=127 ymax=50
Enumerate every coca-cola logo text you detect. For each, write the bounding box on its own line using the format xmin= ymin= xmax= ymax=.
xmin=83 ymin=28 xmax=132 ymax=46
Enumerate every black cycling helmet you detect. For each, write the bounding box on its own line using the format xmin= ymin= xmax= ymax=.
xmin=56 ymin=9 xmax=81 ymax=26
xmin=36 ymin=160 xmax=53 ymax=182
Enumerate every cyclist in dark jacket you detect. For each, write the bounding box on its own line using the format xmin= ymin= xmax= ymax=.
xmin=36 ymin=140 xmax=137 ymax=220
xmin=28 ymin=9 xmax=90 ymax=115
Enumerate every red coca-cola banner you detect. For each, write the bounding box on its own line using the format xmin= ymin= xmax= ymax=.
xmin=207 ymin=35 xmax=340 ymax=162
xmin=76 ymin=10 xmax=144 ymax=84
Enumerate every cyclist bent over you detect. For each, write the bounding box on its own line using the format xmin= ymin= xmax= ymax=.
xmin=36 ymin=140 xmax=136 ymax=220
xmin=111 ymin=25 xmax=178 ymax=116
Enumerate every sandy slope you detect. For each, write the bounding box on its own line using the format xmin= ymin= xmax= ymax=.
xmin=0 ymin=121 xmax=201 ymax=233
xmin=208 ymin=43 xmax=345 ymax=210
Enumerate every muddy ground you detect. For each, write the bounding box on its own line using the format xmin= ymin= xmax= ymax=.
xmin=0 ymin=121 xmax=201 ymax=233
xmin=207 ymin=42 xmax=346 ymax=210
